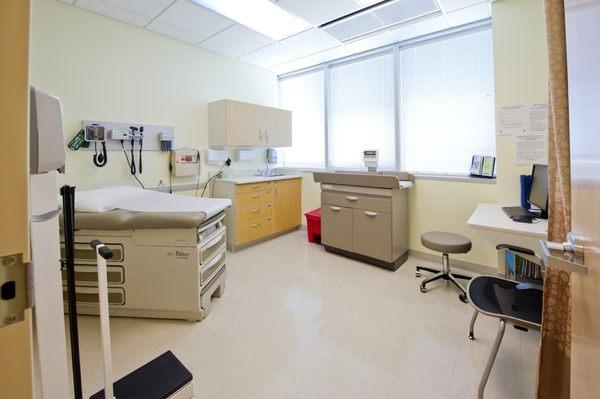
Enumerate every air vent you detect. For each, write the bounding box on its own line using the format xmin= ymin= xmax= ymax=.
xmin=321 ymin=0 xmax=440 ymax=43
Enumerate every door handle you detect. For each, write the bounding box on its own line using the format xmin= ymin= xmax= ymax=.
xmin=330 ymin=206 xmax=341 ymax=212
xmin=539 ymin=232 xmax=587 ymax=275
xmin=364 ymin=211 xmax=378 ymax=217
xmin=30 ymin=209 xmax=62 ymax=223
xmin=346 ymin=196 xmax=358 ymax=201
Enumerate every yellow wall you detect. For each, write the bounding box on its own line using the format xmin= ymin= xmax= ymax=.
xmin=300 ymin=0 xmax=549 ymax=269
xmin=493 ymin=0 xmax=550 ymax=204
xmin=30 ymin=0 xmax=277 ymax=191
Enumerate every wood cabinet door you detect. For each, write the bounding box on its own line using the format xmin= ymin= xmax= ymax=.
xmin=263 ymin=107 xmax=291 ymax=147
xmin=229 ymin=100 xmax=260 ymax=146
xmin=274 ymin=179 xmax=301 ymax=233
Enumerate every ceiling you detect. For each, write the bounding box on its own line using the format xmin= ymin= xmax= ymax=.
xmin=59 ymin=0 xmax=492 ymax=75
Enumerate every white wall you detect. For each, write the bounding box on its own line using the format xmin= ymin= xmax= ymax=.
xmin=30 ymin=0 xmax=277 ymax=191
xmin=300 ymin=0 xmax=549 ymax=269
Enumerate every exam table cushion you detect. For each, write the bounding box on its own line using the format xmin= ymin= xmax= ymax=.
xmin=73 ymin=210 xmax=209 ymax=230
xmin=421 ymin=231 xmax=472 ymax=254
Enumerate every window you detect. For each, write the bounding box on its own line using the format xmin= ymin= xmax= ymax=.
xmin=329 ymin=51 xmax=396 ymax=169
xmin=279 ymin=70 xmax=325 ymax=169
xmin=399 ymin=29 xmax=495 ymax=174
xmin=277 ymin=23 xmax=495 ymax=176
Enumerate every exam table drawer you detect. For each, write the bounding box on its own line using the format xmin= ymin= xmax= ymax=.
xmin=62 ymin=265 xmax=125 ymax=286
xmin=236 ymin=217 xmax=274 ymax=245
xmin=236 ymin=203 xmax=273 ymax=225
xmin=199 ymin=248 xmax=226 ymax=285
xmin=236 ymin=181 xmax=272 ymax=194
xmin=322 ymin=192 xmax=391 ymax=213
xmin=352 ymin=209 xmax=392 ymax=262
xmin=321 ymin=205 xmax=353 ymax=252
xmin=236 ymin=190 xmax=273 ymax=209
xmin=198 ymin=226 xmax=226 ymax=263
xmin=63 ymin=286 xmax=125 ymax=306
xmin=61 ymin=242 xmax=124 ymax=262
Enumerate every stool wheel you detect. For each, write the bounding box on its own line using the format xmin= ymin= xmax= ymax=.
xmin=459 ymin=294 xmax=468 ymax=304
xmin=415 ymin=271 xmax=421 ymax=278
xmin=420 ymin=285 xmax=427 ymax=293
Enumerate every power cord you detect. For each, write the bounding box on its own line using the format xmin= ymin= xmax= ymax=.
xmin=121 ymin=140 xmax=145 ymax=189
xmin=200 ymin=158 xmax=231 ymax=197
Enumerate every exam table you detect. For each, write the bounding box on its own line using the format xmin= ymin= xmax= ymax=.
xmin=60 ymin=186 xmax=231 ymax=321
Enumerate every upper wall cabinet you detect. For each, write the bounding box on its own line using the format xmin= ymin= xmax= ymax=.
xmin=208 ymin=99 xmax=292 ymax=147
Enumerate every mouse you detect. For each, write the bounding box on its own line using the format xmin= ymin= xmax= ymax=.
xmin=511 ymin=215 xmax=533 ymax=223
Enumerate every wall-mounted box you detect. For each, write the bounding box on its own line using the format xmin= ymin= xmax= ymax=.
xmin=236 ymin=149 xmax=254 ymax=162
xmin=208 ymin=99 xmax=291 ymax=148
xmin=206 ymin=149 xmax=229 ymax=164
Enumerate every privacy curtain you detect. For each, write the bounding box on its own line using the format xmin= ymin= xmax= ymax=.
xmin=538 ymin=1 xmax=572 ymax=398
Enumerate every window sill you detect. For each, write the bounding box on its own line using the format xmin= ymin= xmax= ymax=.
xmin=278 ymin=167 xmax=496 ymax=184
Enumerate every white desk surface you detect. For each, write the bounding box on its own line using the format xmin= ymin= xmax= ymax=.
xmin=468 ymin=203 xmax=548 ymax=239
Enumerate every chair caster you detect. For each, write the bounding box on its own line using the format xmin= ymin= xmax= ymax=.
xmin=459 ymin=294 xmax=468 ymax=304
xmin=420 ymin=285 xmax=427 ymax=293
xmin=415 ymin=271 xmax=421 ymax=278
xmin=468 ymin=332 xmax=475 ymax=341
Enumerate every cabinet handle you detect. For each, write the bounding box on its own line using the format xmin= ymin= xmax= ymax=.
xmin=251 ymin=208 xmax=260 ymax=213
xmin=251 ymin=185 xmax=260 ymax=188
xmin=251 ymin=194 xmax=260 ymax=198
xmin=346 ymin=196 xmax=358 ymax=201
xmin=259 ymin=129 xmax=262 ymax=142
xmin=330 ymin=206 xmax=341 ymax=212
xmin=265 ymin=129 xmax=269 ymax=142
xmin=251 ymin=223 xmax=260 ymax=227
xmin=364 ymin=211 xmax=378 ymax=217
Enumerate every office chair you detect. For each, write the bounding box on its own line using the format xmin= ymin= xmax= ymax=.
xmin=466 ymin=244 xmax=543 ymax=399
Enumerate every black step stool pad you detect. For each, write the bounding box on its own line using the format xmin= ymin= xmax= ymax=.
xmin=90 ymin=351 xmax=192 ymax=399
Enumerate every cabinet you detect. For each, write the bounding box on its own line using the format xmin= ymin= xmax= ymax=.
xmin=213 ymin=177 xmax=301 ymax=250
xmin=208 ymin=99 xmax=292 ymax=147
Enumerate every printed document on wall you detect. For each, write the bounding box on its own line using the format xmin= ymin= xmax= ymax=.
xmin=516 ymin=135 xmax=547 ymax=164
xmin=498 ymin=105 xmax=528 ymax=135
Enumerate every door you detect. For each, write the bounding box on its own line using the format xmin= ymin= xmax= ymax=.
xmin=321 ymin=205 xmax=353 ymax=252
xmin=229 ymin=100 xmax=260 ymax=146
xmin=352 ymin=209 xmax=392 ymax=262
xmin=565 ymin=1 xmax=600 ymax=396
xmin=274 ymin=178 xmax=301 ymax=233
xmin=265 ymin=107 xmax=292 ymax=147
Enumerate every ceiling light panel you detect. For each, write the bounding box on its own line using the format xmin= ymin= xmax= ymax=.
xmin=208 ymin=24 xmax=274 ymax=54
xmin=192 ymin=0 xmax=310 ymax=40
xmin=272 ymin=0 xmax=364 ymax=26
xmin=75 ymin=0 xmax=151 ymax=27
xmin=279 ymin=28 xmax=341 ymax=57
xmin=99 ymin=0 xmax=174 ymax=19
xmin=157 ymin=0 xmax=234 ymax=40
xmin=146 ymin=21 xmax=204 ymax=44
xmin=387 ymin=15 xmax=449 ymax=42
xmin=322 ymin=12 xmax=384 ymax=42
xmin=371 ymin=0 xmax=439 ymax=27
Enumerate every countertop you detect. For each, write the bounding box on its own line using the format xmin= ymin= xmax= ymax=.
xmin=467 ymin=203 xmax=548 ymax=238
xmin=215 ymin=174 xmax=302 ymax=184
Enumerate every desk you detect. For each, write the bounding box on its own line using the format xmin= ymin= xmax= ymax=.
xmin=468 ymin=204 xmax=548 ymax=272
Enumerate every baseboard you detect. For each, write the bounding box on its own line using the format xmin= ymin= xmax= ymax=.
xmin=408 ymin=249 xmax=495 ymax=276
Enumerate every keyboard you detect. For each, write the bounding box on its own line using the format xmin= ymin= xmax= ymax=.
xmin=502 ymin=206 xmax=534 ymax=218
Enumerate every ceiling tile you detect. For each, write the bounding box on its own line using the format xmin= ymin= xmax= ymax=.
xmin=271 ymin=56 xmax=320 ymax=75
xmin=272 ymin=0 xmax=364 ymax=26
xmin=322 ymin=11 xmax=383 ymax=42
xmin=445 ymin=2 xmax=491 ymax=27
xmin=199 ymin=39 xmax=246 ymax=58
xmin=75 ymin=0 xmax=151 ymax=27
xmin=239 ymin=43 xmax=299 ymax=68
xmin=157 ymin=0 xmax=234 ymax=40
xmin=371 ymin=0 xmax=439 ymax=27
xmin=387 ymin=15 xmax=449 ymax=42
xmin=99 ymin=0 xmax=174 ymax=19
xmin=437 ymin=0 xmax=489 ymax=12
xmin=279 ymin=28 xmax=341 ymax=57
xmin=310 ymin=45 xmax=355 ymax=63
xmin=146 ymin=21 xmax=203 ymax=44
xmin=208 ymin=24 xmax=274 ymax=54
xmin=346 ymin=31 xmax=397 ymax=53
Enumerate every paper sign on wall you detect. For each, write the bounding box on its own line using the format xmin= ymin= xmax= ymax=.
xmin=516 ymin=135 xmax=547 ymax=165
xmin=498 ymin=105 xmax=528 ymax=135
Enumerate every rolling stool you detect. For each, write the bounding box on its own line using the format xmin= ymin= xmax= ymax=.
xmin=416 ymin=231 xmax=473 ymax=302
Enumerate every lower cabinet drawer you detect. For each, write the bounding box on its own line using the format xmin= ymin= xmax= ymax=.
xmin=352 ymin=209 xmax=392 ymax=262
xmin=236 ymin=203 xmax=273 ymax=225
xmin=236 ymin=190 xmax=273 ymax=209
xmin=199 ymin=249 xmax=226 ymax=285
xmin=236 ymin=217 xmax=274 ymax=245
xmin=321 ymin=204 xmax=353 ymax=252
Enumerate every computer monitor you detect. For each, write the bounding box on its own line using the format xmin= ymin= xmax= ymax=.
xmin=528 ymin=164 xmax=548 ymax=218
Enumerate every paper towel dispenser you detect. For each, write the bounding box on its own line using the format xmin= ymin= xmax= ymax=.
xmin=30 ymin=86 xmax=66 ymax=174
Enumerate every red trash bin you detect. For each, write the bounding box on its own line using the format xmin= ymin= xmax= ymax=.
xmin=304 ymin=208 xmax=321 ymax=244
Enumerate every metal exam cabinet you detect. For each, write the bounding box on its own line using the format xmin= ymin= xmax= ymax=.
xmin=314 ymin=172 xmax=413 ymax=271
